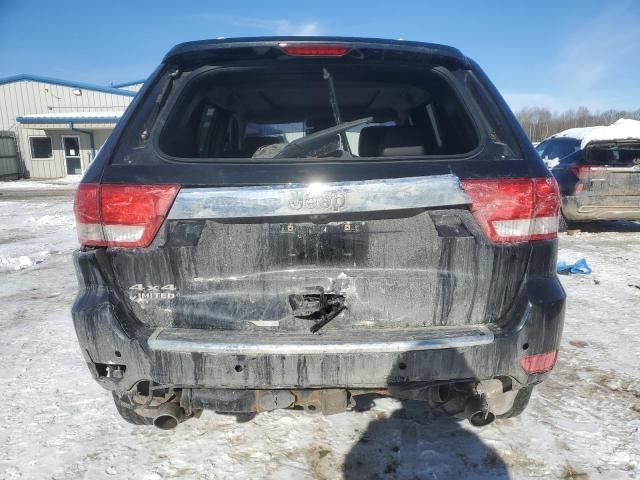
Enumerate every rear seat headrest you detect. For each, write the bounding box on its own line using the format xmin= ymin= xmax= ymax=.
xmin=358 ymin=126 xmax=426 ymax=157
xmin=379 ymin=127 xmax=425 ymax=157
xmin=358 ymin=126 xmax=390 ymax=157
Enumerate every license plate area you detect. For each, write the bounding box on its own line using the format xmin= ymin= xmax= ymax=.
xmin=273 ymin=221 xmax=367 ymax=264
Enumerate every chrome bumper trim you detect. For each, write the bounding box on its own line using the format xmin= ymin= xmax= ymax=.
xmin=148 ymin=326 xmax=494 ymax=355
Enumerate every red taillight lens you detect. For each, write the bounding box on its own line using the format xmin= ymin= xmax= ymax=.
xmin=570 ymin=164 xmax=589 ymax=179
xmin=74 ymin=183 xmax=100 ymax=224
xmin=520 ymin=351 xmax=558 ymax=374
xmin=74 ymin=184 xmax=180 ymax=248
xmin=281 ymin=44 xmax=351 ymax=56
xmin=569 ymin=165 xmax=605 ymax=194
xmin=461 ymin=177 xmax=560 ymax=243
xmin=569 ymin=164 xmax=584 ymax=177
xmin=75 ymin=184 xmax=102 ymax=245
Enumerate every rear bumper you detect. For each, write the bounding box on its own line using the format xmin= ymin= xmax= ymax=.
xmin=72 ymin=271 xmax=565 ymax=394
xmin=148 ymin=325 xmax=495 ymax=355
xmin=563 ymin=195 xmax=640 ymax=221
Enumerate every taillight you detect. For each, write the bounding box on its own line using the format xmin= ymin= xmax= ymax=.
xmin=569 ymin=164 xmax=607 ymax=177
xmin=74 ymin=184 xmax=180 ymax=247
xmin=569 ymin=164 xmax=584 ymax=177
xmin=74 ymin=184 xmax=101 ymax=244
xmin=461 ymin=177 xmax=560 ymax=243
xmin=520 ymin=351 xmax=558 ymax=374
xmin=568 ymin=165 xmax=607 ymax=194
xmin=280 ymin=44 xmax=351 ymax=56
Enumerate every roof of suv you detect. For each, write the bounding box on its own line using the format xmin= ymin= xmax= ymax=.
xmin=549 ymin=119 xmax=640 ymax=149
xmin=164 ymin=36 xmax=468 ymax=67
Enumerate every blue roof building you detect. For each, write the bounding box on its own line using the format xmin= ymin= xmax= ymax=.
xmin=0 ymin=74 xmax=143 ymax=179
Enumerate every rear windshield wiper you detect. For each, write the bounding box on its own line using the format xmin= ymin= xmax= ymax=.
xmin=323 ymin=67 xmax=352 ymax=155
xmin=273 ymin=117 xmax=374 ymax=159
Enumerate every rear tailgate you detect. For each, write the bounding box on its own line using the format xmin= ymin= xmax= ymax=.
xmin=570 ymin=141 xmax=640 ymax=218
xmin=75 ymin=166 xmax=560 ymax=338
xmin=580 ymin=141 xmax=640 ymax=196
xmin=104 ymin=176 xmax=535 ymax=332
xmin=75 ymin=40 xmax=556 ymax=337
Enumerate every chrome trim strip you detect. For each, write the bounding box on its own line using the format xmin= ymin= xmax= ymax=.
xmin=148 ymin=327 xmax=494 ymax=355
xmin=168 ymin=174 xmax=470 ymax=219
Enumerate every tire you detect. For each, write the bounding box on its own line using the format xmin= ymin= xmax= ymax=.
xmin=112 ymin=392 xmax=154 ymax=426
xmin=497 ymin=386 xmax=533 ymax=419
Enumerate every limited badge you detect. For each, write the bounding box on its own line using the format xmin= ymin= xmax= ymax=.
xmin=128 ymin=284 xmax=176 ymax=303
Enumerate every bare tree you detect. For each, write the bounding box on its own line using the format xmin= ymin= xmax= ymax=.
xmin=515 ymin=106 xmax=640 ymax=142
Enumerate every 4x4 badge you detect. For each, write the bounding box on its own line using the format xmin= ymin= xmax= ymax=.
xmin=128 ymin=284 xmax=176 ymax=302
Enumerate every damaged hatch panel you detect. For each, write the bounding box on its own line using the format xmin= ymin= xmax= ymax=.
xmin=110 ymin=209 xmax=531 ymax=330
xmin=167 ymin=174 xmax=470 ymax=219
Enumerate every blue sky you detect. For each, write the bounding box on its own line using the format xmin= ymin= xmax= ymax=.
xmin=1 ymin=0 xmax=639 ymax=112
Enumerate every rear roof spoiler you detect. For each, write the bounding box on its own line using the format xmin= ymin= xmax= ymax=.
xmin=164 ymin=36 xmax=469 ymax=69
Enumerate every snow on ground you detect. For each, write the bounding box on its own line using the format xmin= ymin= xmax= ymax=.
xmin=0 ymin=200 xmax=75 ymax=271
xmin=0 ymin=182 xmax=639 ymax=479
xmin=0 ymin=176 xmax=80 ymax=190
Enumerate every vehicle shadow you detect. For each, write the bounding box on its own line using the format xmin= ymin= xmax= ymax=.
xmin=568 ymin=220 xmax=640 ymax=233
xmin=342 ymin=399 xmax=509 ymax=479
xmin=343 ymin=355 xmax=511 ymax=479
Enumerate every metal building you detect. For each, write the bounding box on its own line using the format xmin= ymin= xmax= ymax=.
xmin=0 ymin=74 xmax=144 ymax=179
xmin=111 ymin=80 xmax=145 ymax=92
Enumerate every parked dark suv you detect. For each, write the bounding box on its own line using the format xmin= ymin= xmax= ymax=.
xmin=72 ymin=37 xmax=565 ymax=429
xmin=537 ymin=125 xmax=640 ymax=229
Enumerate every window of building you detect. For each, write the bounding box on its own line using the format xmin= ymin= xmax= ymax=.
xmin=29 ymin=136 xmax=53 ymax=159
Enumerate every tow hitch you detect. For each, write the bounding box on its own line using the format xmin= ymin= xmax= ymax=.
xmin=288 ymin=286 xmax=346 ymax=333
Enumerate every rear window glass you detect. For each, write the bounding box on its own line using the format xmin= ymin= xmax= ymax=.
xmin=465 ymin=75 xmax=522 ymax=159
xmin=536 ymin=138 xmax=581 ymax=160
xmin=115 ymin=61 xmax=523 ymax=164
xmin=586 ymin=142 xmax=640 ymax=166
xmin=156 ymin=65 xmax=479 ymax=160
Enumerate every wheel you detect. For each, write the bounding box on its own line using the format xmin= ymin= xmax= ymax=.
xmin=558 ymin=214 xmax=568 ymax=233
xmin=112 ymin=392 xmax=153 ymax=426
xmin=496 ymin=386 xmax=533 ymax=419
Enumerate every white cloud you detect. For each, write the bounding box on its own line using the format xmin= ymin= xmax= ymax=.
xmin=203 ymin=15 xmax=322 ymax=36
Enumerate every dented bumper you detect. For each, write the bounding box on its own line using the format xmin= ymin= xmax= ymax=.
xmin=72 ymin=249 xmax=565 ymax=394
xmin=563 ymin=195 xmax=640 ymax=221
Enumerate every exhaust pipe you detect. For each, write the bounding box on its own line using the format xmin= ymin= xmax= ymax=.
xmin=152 ymin=402 xmax=185 ymax=430
xmin=465 ymin=394 xmax=495 ymax=427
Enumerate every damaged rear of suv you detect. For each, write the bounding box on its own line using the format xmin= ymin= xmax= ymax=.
xmin=72 ymin=37 xmax=565 ymax=429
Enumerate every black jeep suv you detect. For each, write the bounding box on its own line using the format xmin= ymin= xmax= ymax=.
xmin=72 ymin=37 xmax=565 ymax=429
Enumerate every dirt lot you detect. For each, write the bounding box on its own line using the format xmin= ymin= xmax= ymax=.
xmin=1 ymin=182 xmax=639 ymax=479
